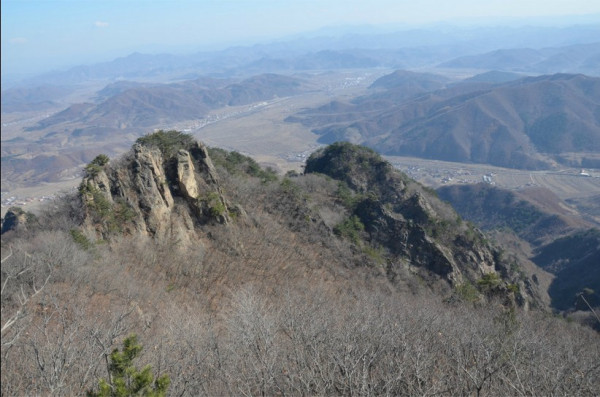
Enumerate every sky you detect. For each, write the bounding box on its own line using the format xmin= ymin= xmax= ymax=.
xmin=2 ymin=0 xmax=600 ymax=79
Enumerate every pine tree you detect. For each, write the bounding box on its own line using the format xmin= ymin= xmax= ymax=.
xmin=88 ymin=334 xmax=170 ymax=397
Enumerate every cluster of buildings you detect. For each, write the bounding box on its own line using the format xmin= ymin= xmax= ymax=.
xmin=1 ymin=193 xmax=55 ymax=211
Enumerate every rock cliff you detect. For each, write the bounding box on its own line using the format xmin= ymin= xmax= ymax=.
xmin=305 ymin=142 xmax=539 ymax=306
xmin=79 ymin=135 xmax=230 ymax=243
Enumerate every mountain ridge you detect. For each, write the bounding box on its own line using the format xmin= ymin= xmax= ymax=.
xmin=66 ymin=134 xmax=541 ymax=307
xmin=290 ymin=72 xmax=600 ymax=169
xmin=29 ymin=73 xmax=312 ymax=132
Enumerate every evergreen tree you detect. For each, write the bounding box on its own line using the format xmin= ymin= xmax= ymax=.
xmin=88 ymin=334 xmax=170 ymax=397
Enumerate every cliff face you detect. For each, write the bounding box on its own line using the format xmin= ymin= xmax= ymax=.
xmin=79 ymin=140 xmax=229 ymax=243
xmin=305 ymin=142 xmax=538 ymax=306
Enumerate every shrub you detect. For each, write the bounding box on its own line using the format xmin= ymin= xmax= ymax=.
xmin=207 ymin=147 xmax=278 ymax=182
xmin=334 ymin=215 xmax=365 ymax=244
xmin=477 ymin=272 xmax=502 ymax=294
xmin=84 ymin=154 xmax=110 ymax=177
xmin=456 ymin=281 xmax=480 ymax=302
xmin=79 ymin=184 xmax=136 ymax=235
xmin=335 ymin=182 xmax=362 ymax=210
xmin=136 ymin=130 xmax=195 ymax=159
xmin=87 ymin=334 xmax=170 ymax=397
xmin=70 ymin=229 xmax=93 ymax=250
xmin=280 ymin=178 xmax=300 ymax=196
xmin=198 ymin=191 xmax=226 ymax=218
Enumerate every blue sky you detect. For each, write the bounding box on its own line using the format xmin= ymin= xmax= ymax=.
xmin=3 ymin=0 xmax=600 ymax=78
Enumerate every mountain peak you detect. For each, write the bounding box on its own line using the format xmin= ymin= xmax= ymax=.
xmin=305 ymin=142 xmax=405 ymax=196
xmin=306 ymin=142 xmax=541 ymax=306
xmin=79 ymin=130 xmax=231 ymax=241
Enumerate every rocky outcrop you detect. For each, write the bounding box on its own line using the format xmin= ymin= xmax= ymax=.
xmin=1 ymin=207 xmax=35 ymax=234
xmin=79 ymin=139 xmax=231 ymax=242
xmin=75 ymin=137 xmax=541 ymax=307
xmin=306 ymin=142 xmax=539 ymax=306
xmin=353 ymin=188 xmax=496 ymax=287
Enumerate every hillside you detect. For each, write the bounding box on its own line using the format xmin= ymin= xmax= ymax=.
xmin=1 ymin=73 xmax=315 ymax=188
xmin=2 ymin=133 xmax=599 ymax=395
xmin=533 ymin=229 xmax=600 ymax=310
xmin=436 ymin=183 xmax=593 ymax=245
xmin=70 ymin=135 xmax=533 ymax=302
xmin=30 ymin=73 xmax=312 ymax=132
xmin=437 ymin=183 xmax=599 ymax=311
xmin=289 ymin=72 xmax=600 ymax=169
xmin=0 ymin=84 xmax=76 ymax=113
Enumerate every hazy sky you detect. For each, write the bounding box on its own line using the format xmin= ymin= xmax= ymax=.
xmin=2 ymin=0 xmax=600 ymax=78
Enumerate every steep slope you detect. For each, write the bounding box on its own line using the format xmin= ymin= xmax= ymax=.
xmin=289 ymin=72 xmax=600 ymax=169
xmin=76 ymin=134 xmax=542 ymax=307
xmin=532 ymin=229 xmax=600 ymax=310
xmin=79 ymin=134 xmax=230 ymax=243
xmin=4 ymin=134 xmax=600 ymax=396
xmin=437 ymin=183 xmax=593 ymax=246
xmin=438 ymin=183 xmax=600 ymax=311
xmin=303 ymin=142 xmax=541 ymax=305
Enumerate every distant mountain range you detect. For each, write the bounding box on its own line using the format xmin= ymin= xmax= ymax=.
xmin=3 ymin=23 xmax=599 ymax=90
xmin=439 ymin=42 xmax=600 ymax=75
xmin=28 ymin=74 xmax=313 ymax=133
xmin=1 ymin=73 xmax=315 ymax=187
xmin=289 ymin=72 xmax=600 ymax=169
xmin=1 ymin=84 xmax=76 ymax=113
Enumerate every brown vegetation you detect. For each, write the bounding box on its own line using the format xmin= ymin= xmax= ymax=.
xmin=2 ymin=139 xmax=599 ymax=395
xmin=290 ymin=73 xmax=600 ymax=170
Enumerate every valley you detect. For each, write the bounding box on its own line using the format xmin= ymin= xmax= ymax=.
xmin=2 ymin=69 xmax=598 ymax=226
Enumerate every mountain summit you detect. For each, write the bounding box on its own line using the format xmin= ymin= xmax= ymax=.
xmin=74 ymin=133 xmax=542 ymax=307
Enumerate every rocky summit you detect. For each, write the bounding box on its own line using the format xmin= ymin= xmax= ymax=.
xmin=79 ymin=134 xmax=231 ymax=245
xmin=73 ymin=133 xmax=543 ymax=307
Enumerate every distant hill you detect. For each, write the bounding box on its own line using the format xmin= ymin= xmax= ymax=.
xmin=461 ymin=71 xmax=526 ymax=84
xmin=533 ymin=229 xmax=600 ymax=311
xmin=437 ymin=183 xmax=594 ymax=246
xmin=1 ymin=84 xmax=75 ymax=112
xmin=369 ymin=70 xmax=449 ymax=90
xmin=285 ymin=70 xmax=452 ymax=129
xmin=7 ymin=24 xmax=599 ymax=89
xmin=439 ymin=42 xmax=600 ymax=76
xmin=30 ymin=74 xmax=312 ymax=132
xmin=289 ymin=72 xmax=600 ymax=169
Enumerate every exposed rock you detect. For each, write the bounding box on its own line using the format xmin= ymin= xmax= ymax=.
xmin=75 ymin=137 xmax=541 ymax=308
xmin=79 ymin=138 xmax=232 ymax=241
xmin=177 ymin=149 xmax=199 ymax=199
xmin=306 ymin=142 xmax=540 ymax=306
xmin=1 ymin=207 xmax=35 ymax=234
